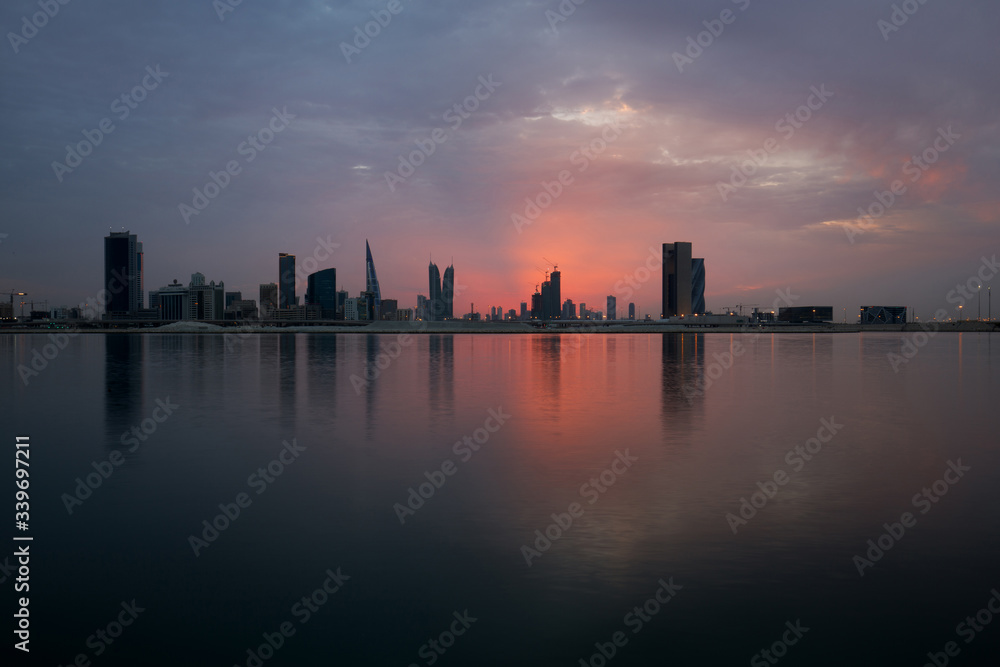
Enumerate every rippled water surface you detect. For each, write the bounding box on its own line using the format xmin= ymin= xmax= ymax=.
xmin=2 ymin=332 xmax=998 ymax=665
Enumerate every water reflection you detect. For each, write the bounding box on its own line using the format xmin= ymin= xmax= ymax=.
xmin=532 ymin=335 xmax=562 ymax=414
xmin=279 ymin=334 xmax=297 ymax=429
xmin=428 ymin=334 xmax=454 ymax=421
xmin=661 ymin=333 xmax=704 ymax=429
xmin=104 ymin=334 xmax=144 ymax=452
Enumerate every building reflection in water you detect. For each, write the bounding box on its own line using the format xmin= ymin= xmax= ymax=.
xmin=427 ymin=334 xmax=454 ymax=422
xmin=661 ymin=333 xmax=704 ymax=431
xmin=306 ymin=334 xmax=338 ymax=424
xmin=278 ymin=334 xmax=297 ymax=430
xmin=532 ymin=335 xmax=562 ymax=414
xmin=104 ymin=334 xmax=144 ymax=454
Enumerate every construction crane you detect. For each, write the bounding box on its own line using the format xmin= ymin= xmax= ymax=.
xmin=542 ymin=257 xmax=559 ymax=271
xmin=732 ymin=303 xmax=758 ymax=317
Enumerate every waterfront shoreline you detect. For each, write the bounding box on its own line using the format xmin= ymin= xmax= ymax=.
xmin=2 ymin=321 xmax=997 ymax=334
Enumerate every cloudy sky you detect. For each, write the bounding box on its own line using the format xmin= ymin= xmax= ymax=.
xmin=2 ymin=0 xmax=998 ymax=320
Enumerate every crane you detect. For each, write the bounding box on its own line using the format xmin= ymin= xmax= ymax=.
xmin=28 ymin=300 xmax=48 ymax=318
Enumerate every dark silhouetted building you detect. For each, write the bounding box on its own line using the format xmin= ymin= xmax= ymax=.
xmin=306 ymin=268 xmax=338 ymax=318
xmin=429 ymin=262 xmax=442 ymax=321
xmin=104 ymin=230 xmax=143 ymax=318
xmin=779 ymin=307 xmax=833 ymax=323
xmin=336 ymin=289 xmax=348 ymax=320
xmin=442 ymin=264 xmax=454 ymax=319
xmin=150 ymin=279 xmax=187 ymax=320
xmin=662 ymin=242 xmax=692 ymax=318
xmin=607 ymin=295 xmax=617 ymax=320
xmin=628 ymin=302 xmax=636 ymax=320
xmin=380 ymin=299 xmax=398 ymax=320
xmin=691 ymin=257 xmax=706 ymax=315
xmin=860 ymin=306 xmax=907 ymax=324
xmin=259 ymin=283 xmax=277 ymax=319
xmin=366 ymin=240 xmax=382 ymax=319
xmin=187 ymin=272 xmax=225 ymax=320
xmin=539 ymin=267 xmax=562 ymax=320
xmin=279 ymin=253 xmax=296 ymax=309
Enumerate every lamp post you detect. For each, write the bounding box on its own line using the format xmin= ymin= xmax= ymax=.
xmin=978 ymin=284 xmax=981 ymax=321
xmin=959 ymin=304 xmax=963 ymax=321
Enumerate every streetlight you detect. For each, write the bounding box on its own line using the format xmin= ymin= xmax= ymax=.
xmin=978 ymin=284 xmax=982 ymax=321
xmin=959 ymin=304 xmax=963 ymax=321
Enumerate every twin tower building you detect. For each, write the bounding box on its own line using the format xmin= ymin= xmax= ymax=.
xmin=662 ymin=242 xmax=706 ymax=318
xmin=427 ymin=261 xmax=454 ymax=321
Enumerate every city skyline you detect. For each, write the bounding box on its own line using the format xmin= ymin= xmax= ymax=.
xmin=10 ymin=228 xmax=995 ymax=323
xmin=3 ymin=2 xmax=997 ymax=321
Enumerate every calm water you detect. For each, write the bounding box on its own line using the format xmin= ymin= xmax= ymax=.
xmin=2 ymin=332 xmax=998 ymax=666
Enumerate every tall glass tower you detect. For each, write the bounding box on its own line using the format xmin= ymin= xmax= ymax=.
xmin=442 ymin=264 xmax=454 ymax=320
xmin=691 ymin=258 xmax=706 ymax=315
xmin=278 ymin=253 xmax=296 ymax=309
xmin=662 ymin=242 xmax=692 ymax=318
xmin=365 ymin=240 xmax=382 ymax=320
xmin=104 ymin=230 xmax=143 ymax=317
xmin=428 ymin=262 xmax=442 ymax=321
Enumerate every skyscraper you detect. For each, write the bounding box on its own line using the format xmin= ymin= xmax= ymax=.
xmin=428 ymin=262 xmax=442 ymax=321
xmin=691 ymin=258 xmax=706 ymax=315
xmin=442 ymin=264 xmax=454 ymax=320
xmin=540 ymin=267 xmax=562 ymax=320
xmin=628 ymin=302 xmax=636 ymax=320
xmin=306 ymin=268 xmax=337 ymax=319
xmin=365 ymin=240 xmax=382 ymax=320
xmin=259 ymin=283 xmax=277 ymax=319
xmin=549 ymin=268 xmax=561 ymax=320
xmin=662 ymin=242 xmax=692 ymax=318
xmin=103 ymin=230 xmax=143 ymax=318
xmin=278 ymin=253 xmax=296 ymax=309
xmin=607 ymin=295 xmax=617 ymax=320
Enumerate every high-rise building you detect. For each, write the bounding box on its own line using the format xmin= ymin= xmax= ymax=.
xmin=225 ymin=291 xmax=242 ymax=309
xmin=531 ymin=288 xmax=542 ymax=320
xmin=520 ymin=302 xmax=528 ymax=320
xmin=662 ymin=242 xmax=693 ymax=318
xmin=380 ymin=299 xmax=398 ymax=320
xmin=345 ymin=298 xmax=360 ymax=321
xmin=259 ymin=283 xmax=278 ymax=319
xmin=691 ymin=258 xmax=706 ymax=315
xmin=365 ymin=240 xmax=382 ymax=320
xmin=428 ymin=262 xmax=442 ymax=321
xmin=336 ymin=289 xmax=348 ymax=320
xmin=549 ymin=268 xmax=561 ymax=319
xmin=607 ymin=295 xmax=617 ymax=321
xmin=562 ymin=299 xmax=575 ymax=320
xmin=150 ymin=279 xmax=188 ymax=320
xmin=416 ymin=294 xmax=429 ymax=321
xmin=306 ymin=268 xmax=337 ymax=319
xmin=187 ymin=273 xmax=224 ymax=320
xmin=278 ymin=253 xmax=296 ymax=309
xmin=442 ymin=264 xmax=454 ymax=320
xmin=628 ymin=302 xmax=636 ymax=320
xmin=104 ymin=230 xmax=143 ymax=318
